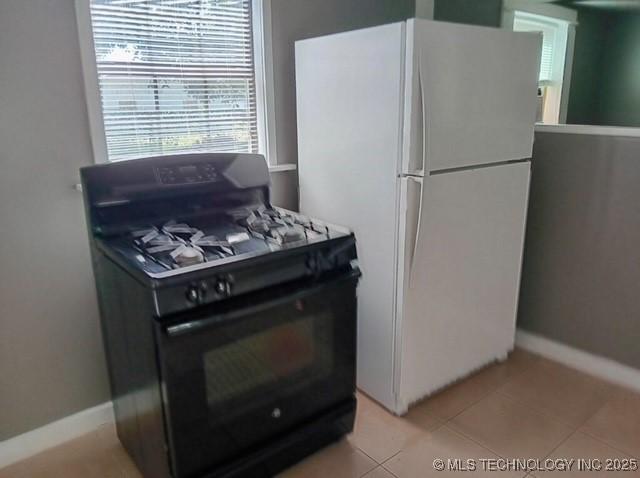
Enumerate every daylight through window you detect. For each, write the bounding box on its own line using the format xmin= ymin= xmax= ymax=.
xmin=89 ymin=0 xmax=259 ymax=161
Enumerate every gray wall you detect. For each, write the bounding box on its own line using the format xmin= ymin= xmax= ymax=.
xmin=566 ymin=10 xmax=640 ymax=127
xmin=269 ymin=0 xmax=415 ymax=209
xmin=565 ymin=8 xmax=609 ymax=125
xmin=433 ymin=0 xmax=503 ymax=27
xmin=0 ymin=0 xmax=109 ymax=441
xmin=597 ymin=13 xmax=640 ymax=127
xmin=518 ymin=132 xmax=640 ymax=369
xmin=0 ymin=0 xmax=412 ymax=441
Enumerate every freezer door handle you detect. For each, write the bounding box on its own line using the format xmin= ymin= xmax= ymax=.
xmin=417 ymin=56 xmax=426 ymax=175
xmin=405 ymin=54 xmax=427 ymax=176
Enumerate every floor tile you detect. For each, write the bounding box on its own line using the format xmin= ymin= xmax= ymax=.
xmin=539 ymin=431 xmax=640 ymax=478
xmin=412 ymin=349 xmax=540 ymax=421
xmin=383 ymin=425 xmax=524 ymax=478
xmin=580 ymin=388 xmax=640 ymax=458
xmin=450 ymin=393 xmax=574 ymax=460
xmin=348 ymin=393 xmax=429 ymax=463
xmin=497 ymin=359 xmax=613 ymax=427
xmin=401 ymin=398 xmax=444 ymax=432
xmin=1 ymin=353 xmax=634 ymax=478
xmin=277 ymin=439 xmax=377 ymax=478
xmin=0 ymin=425 xmax=125 ymax=478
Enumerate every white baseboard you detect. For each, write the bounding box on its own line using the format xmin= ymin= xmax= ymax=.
xmin=516 ymin=329 xmax=640 ymax=393
xmin=0 ymin=401 xmax=114 ymax=469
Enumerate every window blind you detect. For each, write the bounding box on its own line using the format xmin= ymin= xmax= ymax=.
xmin=513 ymin=12 xmax=558 ymax=83
xmin=89 ymin=0 xmax=258 ymax=161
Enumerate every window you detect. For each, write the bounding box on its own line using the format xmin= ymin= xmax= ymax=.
xmin=514 ymin=12 xmax=558 ymax=83
xmin=513 ymin=11 xmax=570 ymax=124
xmin=78 ymin=0 xmax=274 ymax=162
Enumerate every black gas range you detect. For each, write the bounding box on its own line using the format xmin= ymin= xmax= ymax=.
xmin=81 ymin=153 xmax=360 ymax=478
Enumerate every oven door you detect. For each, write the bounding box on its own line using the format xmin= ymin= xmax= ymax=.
xmin=155 ymin=270 xmax=359 ymax=478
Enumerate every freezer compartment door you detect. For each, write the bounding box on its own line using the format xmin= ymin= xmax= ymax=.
xmin=399 ymin=161 xmax=530 ymax=405
xmin=403 ymin=19 xmax=541 ymax=174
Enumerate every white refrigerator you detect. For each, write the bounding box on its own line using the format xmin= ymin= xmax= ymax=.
xmin=295 ymin=19 xmax=541 ymax=414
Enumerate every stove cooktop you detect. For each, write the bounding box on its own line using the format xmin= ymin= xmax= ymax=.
xmin=101 ymin=206 xmax=350 ymax=279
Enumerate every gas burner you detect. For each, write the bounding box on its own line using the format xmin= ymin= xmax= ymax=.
xmin=239 ymin=207 xmax=328 ymax=245
xmin=172 ymin=245 xmax=205 ymax=267
xmin=132 ymin=222 xmax=234 ymax=270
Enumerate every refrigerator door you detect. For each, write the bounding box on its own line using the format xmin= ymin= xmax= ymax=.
xmin=398 ymin=162 xmax=531 ymax=408
xmin=296 ymin=22 xmax=406 ymax=410
xmin=402 ymin=19 xmax=541 ymax=175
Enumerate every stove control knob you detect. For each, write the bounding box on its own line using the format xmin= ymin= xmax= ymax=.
xmin=214 ymin=278 xmax=232 ymax=297
xmin=199 ymin=281 xmax=209 ymax=294
xmin=305 ymin=254 xmax=318 ymax=273
xmin=185 ymin=286 xmax=200 ymax=304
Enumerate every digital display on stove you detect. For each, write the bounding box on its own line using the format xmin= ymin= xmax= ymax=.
xmin=156 ymin=163 xmax=218 ymax=185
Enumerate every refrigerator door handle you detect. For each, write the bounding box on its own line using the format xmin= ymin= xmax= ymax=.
xmin=418 ymin=56 xmax=426 ymax=175
xmin=407 ymin=176 xmax=424 ymax=279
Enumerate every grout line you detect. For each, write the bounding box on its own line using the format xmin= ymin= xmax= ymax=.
xmin=578 ymin=427 xmax=638 ymax=459
xmin=489 ymin=357 xmax=615 ymax=431
xmin=378 ymin=451 xmax=402 ymax=477
xmin=380 ymin=455 xmax=402 ymax=477
xmin=353 ymin=445 xmax=384 ymax=466
xmin=449 ymin=380 xmax=616 ymax=465
xmin=444 ymin=391 xmax=579 ymax=463
xmin=358 ymin=462 xmax=384 ymax=478
xmin=382 ymin=465 xmax=400 ymax=477
xmin=444 ymin=380 xmax=513 ymax=424
xmin=540 ymin=428 xmax=577 ymax=461
xmin=492 ymin=387 xmax=589 ymax=430
xmin=440 ymin=354 xmax=542 ymax=424
xmin=440 ymin=380 xmax=634 ymax=473
xmin=441 ymin=423 xmax=512 ymax=461
xmin=545 ymin=384 xmax=611 ymax=458
xmin=360 ymin=353 xmax=635 ymax=475
xmin=575 ymin=388 xmax=640 ymax=459
xmin=493 ymin=392 xmax=585 ymax=434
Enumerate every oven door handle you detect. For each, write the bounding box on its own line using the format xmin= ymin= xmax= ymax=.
xmin=163 ymin=269 xmax=361 ymax=338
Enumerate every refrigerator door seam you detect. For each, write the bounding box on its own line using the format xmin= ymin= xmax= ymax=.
xmin=429 ymin=158 xmax=531 ymax=176
xmin=391 ymin=20 xmax=407 ymax=406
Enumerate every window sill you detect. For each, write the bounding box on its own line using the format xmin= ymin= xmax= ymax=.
xmin=268 ymin=163 xmax=297 ymax=173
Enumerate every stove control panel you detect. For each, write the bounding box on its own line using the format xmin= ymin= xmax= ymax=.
xmin=156 ymin=162 xmax=219 ymax=185
xmin=184 ymin=275 xmax=234 ymax=305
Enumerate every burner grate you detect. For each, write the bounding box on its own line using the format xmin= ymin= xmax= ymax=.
xmin=125 ymin=208 xmax=332 ymax=271
xmin=239 ymin=207 xmax=328 ymax=246
xmin=132 ymin=222 xmax=235 ymax=270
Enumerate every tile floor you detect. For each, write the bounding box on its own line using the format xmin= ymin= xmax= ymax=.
xmin=2 ymin=349 xmax=639 ymax=478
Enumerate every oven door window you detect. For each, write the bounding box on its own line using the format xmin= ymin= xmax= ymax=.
xmin=156 ymin=274 xmax=357 ymax=478
xmin=203 ymin=311 xmax=333 ymax=414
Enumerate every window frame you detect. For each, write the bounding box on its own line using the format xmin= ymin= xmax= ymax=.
xmin=502 ymin=0 xmax=577 ymax=124
xmin=513 ymin=11 xmax=563 ymax=83
xmin=513 ymin=10 xmax=570 ymax=124
xmin=75 ymin=0 xmax=279 ymax=166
